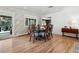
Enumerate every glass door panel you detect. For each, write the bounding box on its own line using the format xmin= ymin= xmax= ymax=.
xmin=0 ymin=15 xmax=12 ymax=39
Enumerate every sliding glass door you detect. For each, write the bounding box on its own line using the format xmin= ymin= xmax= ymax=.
xmin=0 ymin=15 xmax=12 ymax=39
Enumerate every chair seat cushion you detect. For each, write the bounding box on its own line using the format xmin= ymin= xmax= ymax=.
xmin=31 ymin=32 xmax=45 ymax=37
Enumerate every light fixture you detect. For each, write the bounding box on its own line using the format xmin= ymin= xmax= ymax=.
xmin=48 ymin=6 xmax=53 ymax=8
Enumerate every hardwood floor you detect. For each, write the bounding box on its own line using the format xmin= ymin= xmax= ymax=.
xmin=0 ymin=34 xmax=76 ymax=53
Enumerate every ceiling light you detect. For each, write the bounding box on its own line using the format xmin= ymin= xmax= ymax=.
xmin=48 ymin=6 xmax=53 ymax=8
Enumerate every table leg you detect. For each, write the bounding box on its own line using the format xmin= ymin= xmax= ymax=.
xmin=62 ymin=32 xmax=64 ymax=36
xmin=76 ymin=34 xmax=78 ymax=39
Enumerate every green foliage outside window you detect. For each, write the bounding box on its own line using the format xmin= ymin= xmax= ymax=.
xmin=25 ymin=18 xmax=36 ymax=26
xmin=0 ymin=15 xmax=12 ymax=32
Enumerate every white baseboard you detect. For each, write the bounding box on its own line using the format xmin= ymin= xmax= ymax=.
xmin=12 ymin=32 xmax=28 ymax=37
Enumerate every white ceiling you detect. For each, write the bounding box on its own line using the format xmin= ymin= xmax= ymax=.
xmin=0 ymin=6 xmax=65 ymax=16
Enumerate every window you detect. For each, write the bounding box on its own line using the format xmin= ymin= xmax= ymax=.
xmin=25 ymin=18 xmax=36 ymax=26
xmin=0 ymin=15 xmax=12 ymax=34
xmin=25 ymin=18 xmax=29 ymax=26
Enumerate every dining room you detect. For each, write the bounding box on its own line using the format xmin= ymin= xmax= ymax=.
xmin=27 ymin=17 xmax=53 ymax=42
xmin=0 ymin=6 xmax=77 ymax=53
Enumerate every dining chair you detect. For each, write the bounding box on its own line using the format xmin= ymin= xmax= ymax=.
xmin=29 ymin=24 xmax=37 ymax=42
xmin=44 ymin=25 xmax=50 ymax=41
xmin=49 ymin=24 xmax=53 ymax=38
xmin=44 ymin=24 xmax=53 ymax=40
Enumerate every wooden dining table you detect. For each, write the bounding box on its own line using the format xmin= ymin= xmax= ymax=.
xmin=33 ymin=28 xmax=47 ymax=41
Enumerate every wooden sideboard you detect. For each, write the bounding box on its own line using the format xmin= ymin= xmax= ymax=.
xmin=61 ymin=28 xmax=79 ymax=39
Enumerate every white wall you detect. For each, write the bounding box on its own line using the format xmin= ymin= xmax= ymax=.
xmin=1 ymin=6 xmax=79 ymax=37
xmin=13 ymin=11 xmax=38 ymax=36
xmin=42 ymin=7 xmax=79 ymax=35
xmin=0 ymin=8 xmax=38 ymax=37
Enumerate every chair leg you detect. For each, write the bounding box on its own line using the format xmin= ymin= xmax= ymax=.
xmin=51 ymin=33 xmax=53 ymax=38
xmin=33 ymin=37 xmax=36 ymax=43
xmin=50 ymin=33 xmax=52 ymax=39
xmin=44 ymin=36 xmax=47 ymax=42
xmin=44 ymin=34 xmax=47 ymax=42
xmin=33 ymin=39 xmax=35 ymax=43
xmin=29 ymin=35 xmax=32 ymax=41
xmin=45 ymin=35 xmax=49 ymax=41
xmin=45 ymin=39 xmax=46 ymax=42
xmin=51 ymin=34 xmax=53 ymax=39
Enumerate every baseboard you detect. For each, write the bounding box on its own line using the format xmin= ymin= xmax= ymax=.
xmin=12 ymin=32 xmax=28 ymax=37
